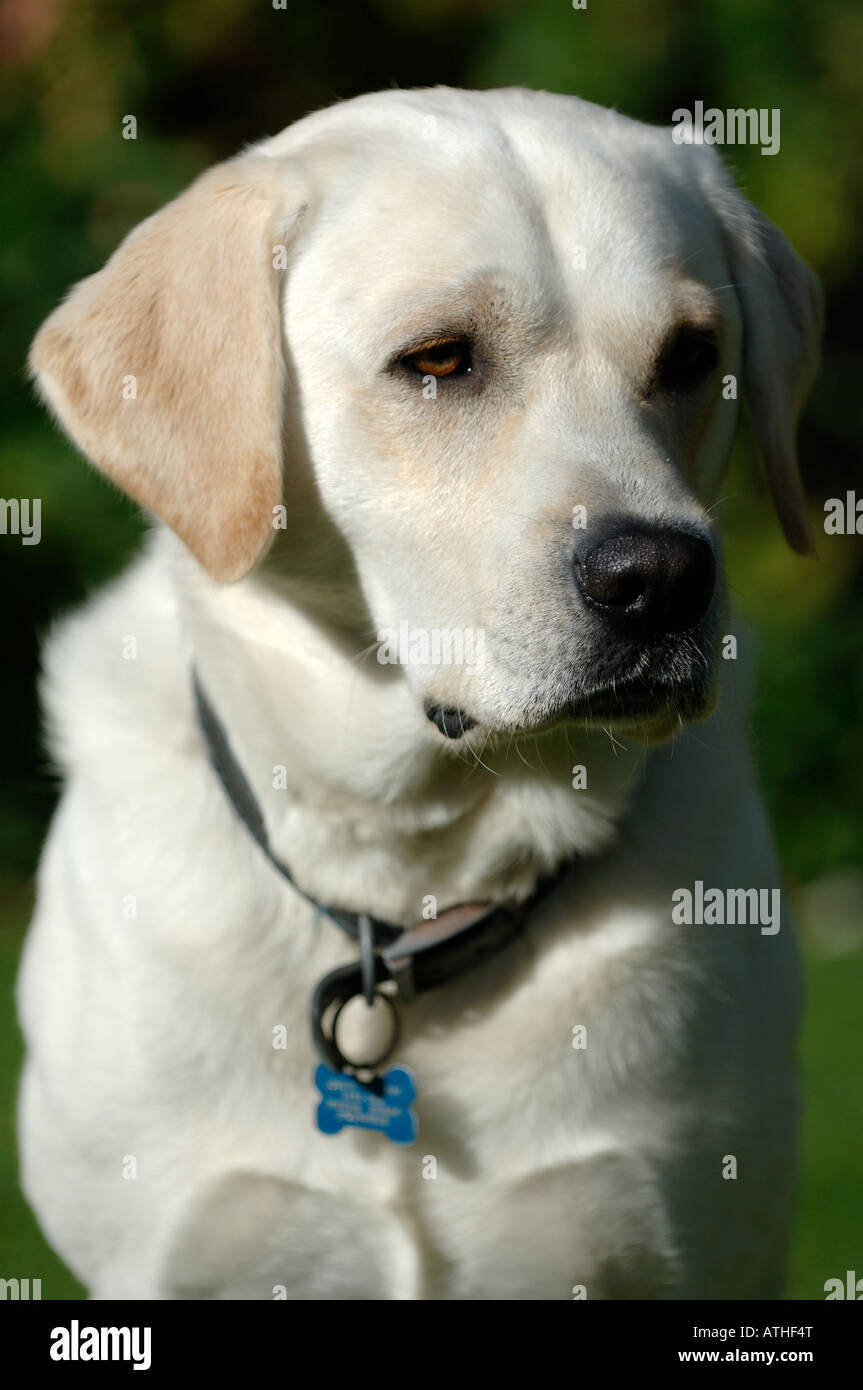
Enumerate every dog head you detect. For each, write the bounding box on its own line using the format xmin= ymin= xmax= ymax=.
xmin=30 ymin=87 xmax=822 ymax=746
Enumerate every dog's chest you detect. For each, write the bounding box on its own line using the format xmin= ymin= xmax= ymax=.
xmin=144 ymin=879 xmax=700 ymax=1298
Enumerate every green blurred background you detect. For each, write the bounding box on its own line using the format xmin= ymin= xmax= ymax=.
xmin=1 ymin=0 xmax=861 ymax=1299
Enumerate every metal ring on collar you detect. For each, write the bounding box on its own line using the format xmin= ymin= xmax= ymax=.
xmin=331 ymin=992 xmax=400 ymax=1072
xmin=310 ymin=957 xmax=399 ymax=1073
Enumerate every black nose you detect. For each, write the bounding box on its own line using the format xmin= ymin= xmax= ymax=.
xmin=574 ymin=528 xmax=716 ymax=637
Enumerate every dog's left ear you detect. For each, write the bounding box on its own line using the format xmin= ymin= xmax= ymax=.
xmin=704 ymin=168 xmax=824 ymax=554
xmin=30 ymin=153 xmax=304 ymax=581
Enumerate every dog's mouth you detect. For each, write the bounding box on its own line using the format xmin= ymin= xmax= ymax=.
xmin=561 ymin=677 xmax=704 ymax=725
xmin=425 ymin=676 xmax=714 ymax=743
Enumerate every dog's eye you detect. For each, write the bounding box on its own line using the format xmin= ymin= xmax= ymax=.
xmin=401 ymin=339 xmax=472 ymax=378
xmin=653 ymin=327 xmax=719 ymax=394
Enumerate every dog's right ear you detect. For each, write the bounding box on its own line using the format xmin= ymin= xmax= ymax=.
xmin=30 ymin=153 xmax=305 ymax=581
xmin=695 ymin=151 xmax=823 ymax=555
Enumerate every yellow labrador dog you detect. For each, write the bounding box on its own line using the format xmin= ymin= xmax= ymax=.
xmin=20 ymin=87 xmax=820 ymax=1300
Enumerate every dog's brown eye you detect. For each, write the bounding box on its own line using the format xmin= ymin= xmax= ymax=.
xmin=653 ymin=327 xmax=718 ymax=394
xmin=403 ymin=339 xmax=472 ymax=378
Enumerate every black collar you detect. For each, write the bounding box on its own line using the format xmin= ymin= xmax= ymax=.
xmin=193 ymin=671 xmax=403 ymax=945
xmin=193 ymin=672 xmax=572 ymax=1071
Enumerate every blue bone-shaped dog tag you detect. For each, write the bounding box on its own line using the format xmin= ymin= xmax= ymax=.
xmin=314 ymin=1063 xmax=417 ymax=1145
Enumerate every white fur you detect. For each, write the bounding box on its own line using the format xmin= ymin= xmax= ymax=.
xmin=19 ymin=88 xmax=816 ymax=1300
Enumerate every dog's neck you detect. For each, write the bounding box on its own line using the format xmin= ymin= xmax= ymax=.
xmin=177 ymin=552 xmax=646 ymax=927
